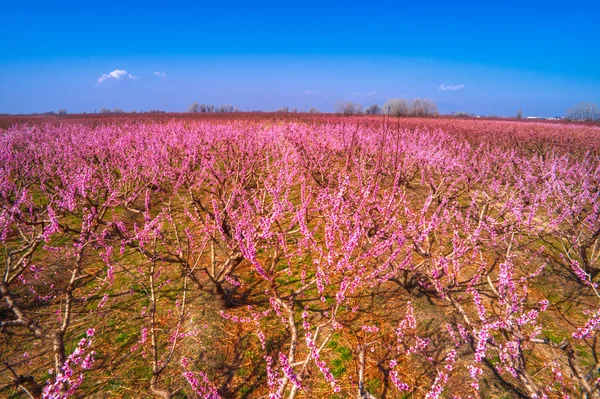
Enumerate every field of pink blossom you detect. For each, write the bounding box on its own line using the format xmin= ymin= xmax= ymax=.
xmin=1 ymin=115 xmax=599 ymax=398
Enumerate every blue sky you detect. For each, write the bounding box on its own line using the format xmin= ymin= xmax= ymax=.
xmin=1 ymin=0 xmax=599 ymax=116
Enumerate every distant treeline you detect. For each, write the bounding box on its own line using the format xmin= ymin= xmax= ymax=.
xmin=334 ymin=98 xmax=438 ymax=117
xmin=8 ymin=101 xmax=599 ymax=121
xmin=188 ymin=103 xmax=237 ymax=113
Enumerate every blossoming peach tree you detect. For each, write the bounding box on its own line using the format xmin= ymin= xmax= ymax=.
xmin=1 ymin=117 xmax=599 ymax=398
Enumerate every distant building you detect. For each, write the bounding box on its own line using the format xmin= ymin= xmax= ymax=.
xmin=525 ymin=116 xmax=563 ymax=121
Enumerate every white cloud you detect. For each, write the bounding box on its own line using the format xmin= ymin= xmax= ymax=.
xmin=439 ymin=83 xmax=465 ymax=92
xmin=97 ymin=69 xmax=138 ymax=84
xmin=153 ymin=71 xmax=166 ymax=77
xmin=302 ymin=90 xmax=322 ymax=95
xmin=351 ymin=90 xmax=378 ymax=96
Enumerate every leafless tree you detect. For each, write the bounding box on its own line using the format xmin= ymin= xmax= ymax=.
xmin=188 ymin=102 xmax=200 ymax=113
xmin=365 ymin=104 xmax=381 ymax=114
xmin=565 ymin=102 xmax=600 ymax=121
xmin=383 ymin=99 xmax=409 ymax=116
xmin=383 ymin=98 xmax=438 ymax=117
xmin=409 ymin=99 xmax=438 ymax=116
xmin=335 ymin=101 xmax=363 ymax=116
xmin=217 ymin=105 xmax=234 ymax=113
